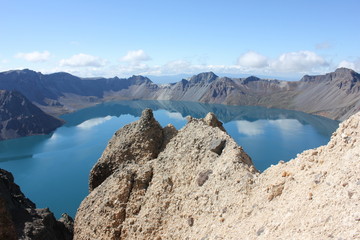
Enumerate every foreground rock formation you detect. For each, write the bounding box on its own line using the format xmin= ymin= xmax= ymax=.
xmin=0 ymin=168 xmax=73 ymax=240
xmin=0 ymin=90 xmax=63 ymax=140
xmin=74 ymin=109 xmax=359 ymax=239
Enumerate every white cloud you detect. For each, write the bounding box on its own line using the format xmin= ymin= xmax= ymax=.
xmin=270 ymin=50 xmax=329 ymax=73
xmin=237 ymin=51 xmax=268 ymax=68
xmin=338 ymin=59 xmax=360 ymax=72
xmin=60 ymin=53 xmax=106 ymax=67
xmin=120 ymin=49 xmax=151 ymax=64
xmin=15 ymin=51 xmax=51 ymax=62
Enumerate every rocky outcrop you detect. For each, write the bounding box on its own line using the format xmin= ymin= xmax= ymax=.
xmin=89 ymin=109 xmax=167 ymax=191
xmin=0 ymin=168 xmax=73 ymax=240
xmin=75 ymin=109 xmax=359 ymax=239
xmin=0 ymin=90 xmax=63 ymax=140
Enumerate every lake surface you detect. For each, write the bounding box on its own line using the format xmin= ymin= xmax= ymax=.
xmin=0 ymin=100 xmax=339 ymax=218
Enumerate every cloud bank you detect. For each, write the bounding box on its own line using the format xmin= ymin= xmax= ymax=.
xmin=34 ymin=49 xmax=356 ymax=79
xmin=15 ymin=51 xmax=51 ymax=62
xmin=237 ymin=51 xmax=268 ymax=68
xmin=60 ymin=53 xmax=106 ymax=67
xmin=120 ymin=49 xmax=151 ymax=64
xmin=270 ymin=51 xmax=329 ymax=73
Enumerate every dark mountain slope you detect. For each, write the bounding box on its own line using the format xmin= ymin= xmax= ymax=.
xmin=0 ymin=90 xmax=63 ymax=140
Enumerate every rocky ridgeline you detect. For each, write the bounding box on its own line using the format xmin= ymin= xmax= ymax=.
xmin=0 ymin=169 xmax=73 ymax=240
xmin=1 ymin=68 xmax=359 ymax=121
xmin=74 ymin=109 xmax=360 ymax=239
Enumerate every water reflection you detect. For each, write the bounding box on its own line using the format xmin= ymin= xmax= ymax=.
xmin=77 ymin=116 xmax=113 ymax=129
xmin=61 ymin=100 xmax=339 ymax=138
xmin=236 ymin=119 xmax=303 ymax=137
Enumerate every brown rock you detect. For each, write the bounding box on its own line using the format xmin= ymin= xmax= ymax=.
xmin=75 ymin=111 xmax=360 ymax=240
xmin=89 ymin=108 xmax=164 ymax=191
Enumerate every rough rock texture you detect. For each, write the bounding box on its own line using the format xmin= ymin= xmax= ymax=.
xmin=0 ymin=90 xmax=63 ymax=140
xmin=0 ymin=168 xmax=73 ymax=240
xmin=89 ymin=109 xmax=166 ymax=191
xmin=75 ymin=109 xmax=254 ymax=239
xmin=75 ymin=109 xmax=360 ymax=239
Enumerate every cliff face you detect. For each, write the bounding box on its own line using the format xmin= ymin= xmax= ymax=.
xmin=0 ymin=168 xmax=73 ymax=240
xmin=74 ymin=109 xmax=360 ymax=239
xmin=0 ymin=90 xmax=64 ymax=140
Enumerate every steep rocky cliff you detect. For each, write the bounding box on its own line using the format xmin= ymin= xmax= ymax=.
xmin=0 ymin=90 xmax=64 ymax=140
xmin=0 ymin=168 xmax=73 ymax=240
xmin=74 ymin=109 xmax=359 ymax=239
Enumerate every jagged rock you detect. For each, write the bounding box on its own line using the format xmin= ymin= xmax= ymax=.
xmin=75 ymin=111 xmax=360 ymax=239
xmin=89 ymin=108 xmax=165 ymax=191
xmin=75 ymin=111 xmax=254 ymax=239
xmin=203 ymin=112 xmax=226 ymax=131
xmin=209 ymin=139 xmax=226 ymax=155
xmin=0 ymin=168 xmax=73 ymax=240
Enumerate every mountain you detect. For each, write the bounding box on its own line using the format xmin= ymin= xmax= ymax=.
xmin=0 ymin=69 xmax=156 ymax=115
xmin=74 ymin=109 xmax=360 ymax=239
xmin=0 ymin=68 xmax=358 ymax=120
xmin=293 ymin=68 xmax=360 ymax=120
xmin=0 ymin=90 xmax=63 ymax=140
xmin=0 ymin=168 xmax=73 ymax=239
xmin=154 ymin=68 xmax=360 ymax=120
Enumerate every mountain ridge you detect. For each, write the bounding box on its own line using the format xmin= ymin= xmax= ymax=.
xmin=0 ymin=68 xmax=358 ymax=120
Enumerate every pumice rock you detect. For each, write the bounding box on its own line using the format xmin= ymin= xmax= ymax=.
xmin=75 ymin=109 xmax=360 ymax=239
xmin=89 ymin=108 xmax=167 ymax=191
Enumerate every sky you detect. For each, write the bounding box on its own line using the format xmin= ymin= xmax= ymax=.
xmin=0 ymin=0 xmax=359 ymax=81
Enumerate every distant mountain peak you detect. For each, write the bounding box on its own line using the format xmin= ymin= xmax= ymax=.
xmin=335 ymin=67 xmax=355 ymax=74
xmin=243 ymin=76 xmax=261 ymax=84
xmin=189 ymin=72 xmax=218 ymax=84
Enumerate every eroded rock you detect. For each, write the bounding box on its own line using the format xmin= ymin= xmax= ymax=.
xmin=75 ymin=110 xmax=360 ymax=240
xmin=89 ymin=108 xmax=164 ymax=191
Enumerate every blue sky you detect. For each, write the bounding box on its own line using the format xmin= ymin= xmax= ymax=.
xmin=0 ymin=0 xmax=359 ymax=80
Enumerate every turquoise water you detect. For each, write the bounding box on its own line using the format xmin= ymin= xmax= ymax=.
xmin=0 ymin=100 xmax=339 ymax=218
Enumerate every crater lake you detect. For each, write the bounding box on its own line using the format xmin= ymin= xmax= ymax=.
xmin=0 ymin=100 xmax=339 ymax=218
